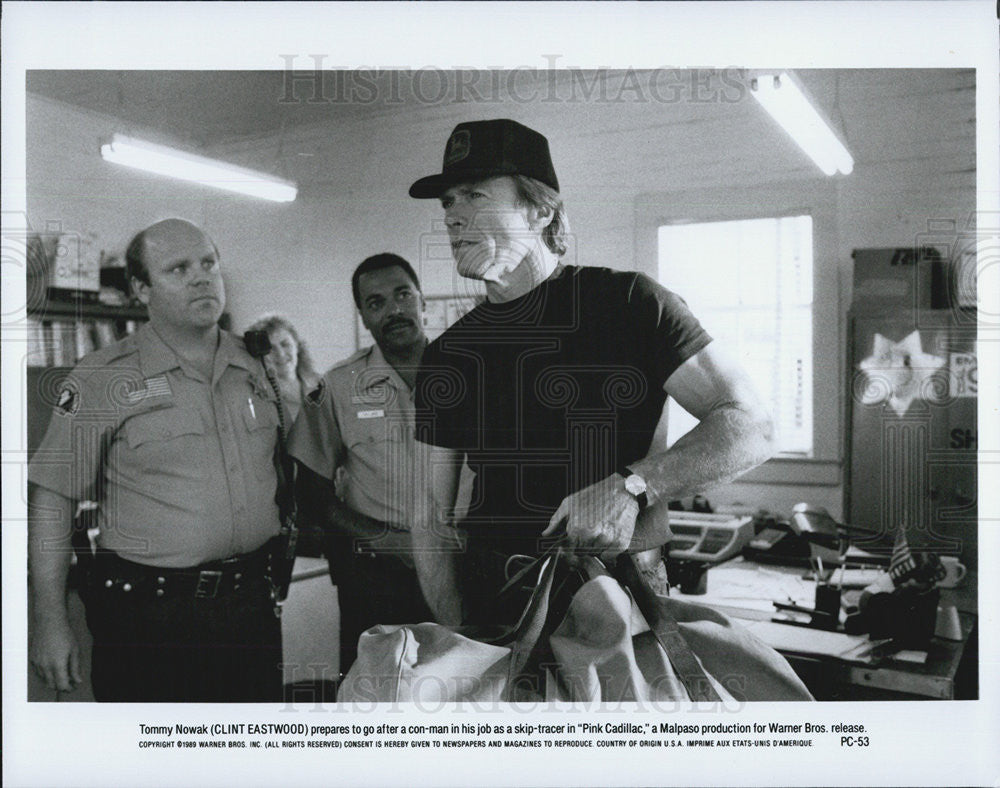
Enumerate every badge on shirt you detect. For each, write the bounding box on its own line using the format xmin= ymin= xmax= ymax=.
xmin=357 ymin=409 xmax=385 ymax=419
xmin=55 ymin=384 xmax=80 ymax=416
xmin=125 ymin=375 xmax=172 ymax=405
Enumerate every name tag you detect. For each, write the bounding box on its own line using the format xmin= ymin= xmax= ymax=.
xmin=357 ymin=409 xmax=384 ymax=419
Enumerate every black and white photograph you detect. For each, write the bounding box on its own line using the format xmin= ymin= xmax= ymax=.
xmin=3 ymin=2 xmax=998 ymax=786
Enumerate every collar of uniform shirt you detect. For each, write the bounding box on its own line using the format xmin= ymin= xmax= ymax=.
xmin=136 ymin=323 xmax=258 ymax=378
xmin=134 ymin=323 xmax=179 ymax=377
xmin=365 ymin=342 xmax=415 ymax=394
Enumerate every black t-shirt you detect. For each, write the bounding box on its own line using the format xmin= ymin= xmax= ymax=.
xmin=415 ymin=265 xmax=711 ymax=544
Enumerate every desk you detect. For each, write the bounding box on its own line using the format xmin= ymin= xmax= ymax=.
xmin=673 ymin=557 xmax=978 ymax=700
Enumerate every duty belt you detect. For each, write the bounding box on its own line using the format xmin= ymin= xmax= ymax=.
xmin=89 ymin=545 xmax=272 ymax=601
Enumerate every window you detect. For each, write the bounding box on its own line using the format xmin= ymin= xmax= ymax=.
xmin=658 ymin=215 xmax=814 ymax=455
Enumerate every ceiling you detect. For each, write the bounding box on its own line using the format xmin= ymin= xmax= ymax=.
xmin=27 ymin=69 xmax=629 ymax=149
xmin=26 ymin=69 xmax=976 ymax=175
xmin=25 ymin=70 xmax=385 ymax=148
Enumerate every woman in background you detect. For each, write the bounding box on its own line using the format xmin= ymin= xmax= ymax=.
xmin=247 ymin=313 xmax=320 ymax=425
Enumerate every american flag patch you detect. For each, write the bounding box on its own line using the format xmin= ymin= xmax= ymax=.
xmin=125 ymin=375 xmax=172 ymax=404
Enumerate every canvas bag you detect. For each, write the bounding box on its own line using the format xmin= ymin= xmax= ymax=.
xmin=337 ymin=550 xmax=813 ymax=703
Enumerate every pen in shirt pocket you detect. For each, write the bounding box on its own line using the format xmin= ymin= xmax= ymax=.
xmin=248 ymin=396 xmax=256 ymax=419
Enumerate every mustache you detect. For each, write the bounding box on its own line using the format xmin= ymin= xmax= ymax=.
xmin=383 ymin=317 xmax=414 ymax=331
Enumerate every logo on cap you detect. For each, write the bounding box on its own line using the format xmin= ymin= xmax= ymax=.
xmin=444 ymin=130 xmax=471 ymax=166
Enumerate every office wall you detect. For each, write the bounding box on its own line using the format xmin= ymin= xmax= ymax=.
xmin=26 ymin=96 xmax=211 ymax=265
xmin=25 ymin=70 xmax=975 ymax=518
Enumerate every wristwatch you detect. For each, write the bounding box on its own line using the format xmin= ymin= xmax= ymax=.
xmin=618 ymin=466 xmax=649 ymax=513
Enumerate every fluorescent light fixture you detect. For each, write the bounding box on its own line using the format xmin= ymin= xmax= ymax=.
xmin=100 ymin=134 xmax=297 ymax=202
xmin=751 ymin=72 xmax=854 ymax=176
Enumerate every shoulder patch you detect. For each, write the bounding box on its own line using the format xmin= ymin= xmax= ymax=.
xmin=306 ymin=379 xmax=326 ymax=406
xmin=55 ymin=383 xmax=80 ymax=416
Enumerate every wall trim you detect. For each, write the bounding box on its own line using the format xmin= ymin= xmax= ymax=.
xmin=733 ymin=457 xmax=842 ymax=487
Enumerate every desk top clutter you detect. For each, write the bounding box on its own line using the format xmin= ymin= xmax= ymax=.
xmin=666 ymin=502 xmax=976 ymax=699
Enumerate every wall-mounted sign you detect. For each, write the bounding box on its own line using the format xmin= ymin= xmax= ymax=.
xmin=949 ymin=352 xmax=977 ymax=398
xmin=858 ymin=330 xmax=946 ymax=416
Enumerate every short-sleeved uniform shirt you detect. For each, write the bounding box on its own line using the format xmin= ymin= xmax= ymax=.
xmin=288 ymin=343 xmax=417 ymax=529
xmin=414 ymin=265 xmax=711 ymax=549
xmin=28 ymin=324 xmax=282 ymax=568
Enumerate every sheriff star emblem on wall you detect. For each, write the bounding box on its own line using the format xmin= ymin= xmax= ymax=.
xmin=858 ymin=330 xmax=945 ymax=416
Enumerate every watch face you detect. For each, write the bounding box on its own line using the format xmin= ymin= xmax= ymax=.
xmin=625 ymin=474 xmax=647 ymax=496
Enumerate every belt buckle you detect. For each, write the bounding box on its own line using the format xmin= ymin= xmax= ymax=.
xmin=194 ymin=570 xmax=223 ymax=598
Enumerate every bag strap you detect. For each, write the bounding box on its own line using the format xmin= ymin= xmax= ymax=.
xmin=504 ymin=546 xmax=585 ymax=702
xmin=618 ymin=553 xmax=722 ymax=703
xmin=470 ymin=525 xmax=721 ymax=702
xmin=464 ymin=528 xmax=569 ymax=625
xmin=467 ymin=532 xmax=573 ymax=701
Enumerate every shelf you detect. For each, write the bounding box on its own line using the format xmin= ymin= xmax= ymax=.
xmin=25 ymin=294 xmax=149 ymax=369
xmin=28 ymin=298 xmax=148 ymax=322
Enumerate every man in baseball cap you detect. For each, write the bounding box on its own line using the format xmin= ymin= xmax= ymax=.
xmin=408 ymin=119 xmax=776 ymax=627
xmin=408 ymin=118 xmax=559 ymax=198
xmin=409 ymin=119 xmax=569 ymax=293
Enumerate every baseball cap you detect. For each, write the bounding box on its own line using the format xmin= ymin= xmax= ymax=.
xmin=409 ymin=119 xmax=559 ymax=199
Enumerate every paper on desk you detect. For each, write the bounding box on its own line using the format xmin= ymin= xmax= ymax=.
xmin=673 ymin=560 xmax=816 ymax=613
xmin=832 ymin=568 xmax=885 ymax=588
xmin=893 ymin=650 xmax=928 ymax=664
xmin=743 ymin=621 xmax=877 ymax=663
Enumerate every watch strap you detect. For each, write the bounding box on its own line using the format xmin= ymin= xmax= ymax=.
xmin=617 ymin=466 xmax=649 ymax=512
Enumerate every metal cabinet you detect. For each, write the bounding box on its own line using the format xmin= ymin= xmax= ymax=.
xmin=845 ymin=309 xmax=978 ymax=569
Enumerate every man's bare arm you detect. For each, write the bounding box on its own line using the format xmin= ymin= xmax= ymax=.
xmin=635 ymin=341 xmax=775 ymax=505
xmin=28 ymin=484 xmax=83 ymax=692
xmin=410 ymin=441 xmax=464 ymax=625
xmin=545 ymin=342 xmax=775 ymax=555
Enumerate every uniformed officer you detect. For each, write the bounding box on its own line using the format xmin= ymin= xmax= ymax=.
xmin=289 ymin=253 xmax=433 ymax=675
xmin=27 ymin=218 xmax=284 ymax=702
